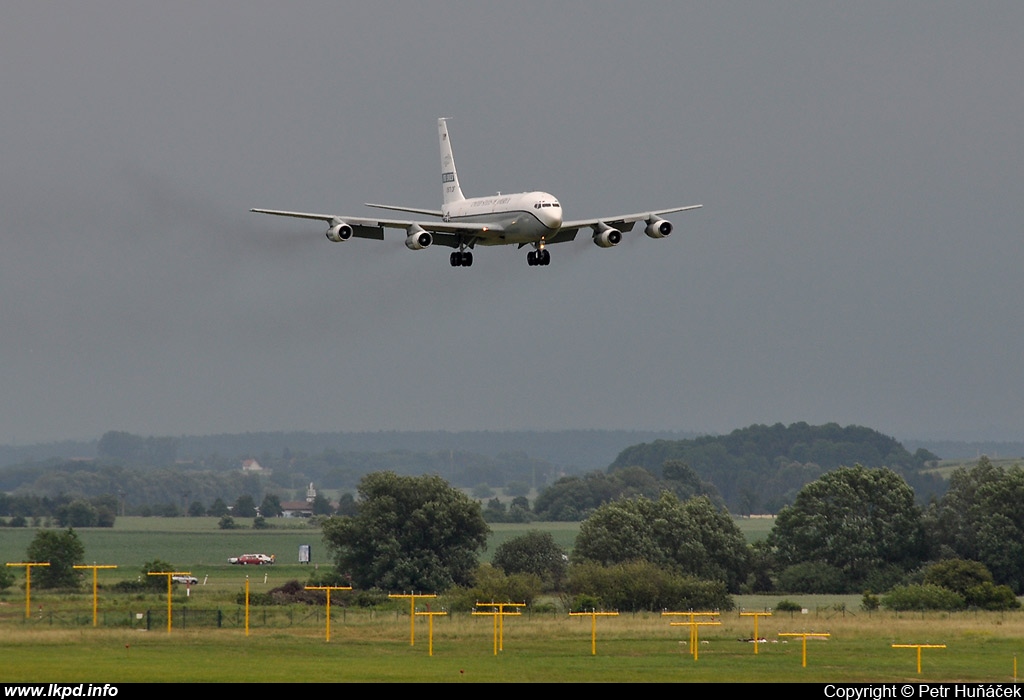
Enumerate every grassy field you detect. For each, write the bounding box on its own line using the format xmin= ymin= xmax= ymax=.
xmin=0 ymin=514 xmax=767 ymax=573
xmin=9 ymin=516 xmax=1024 ymax=682
xmin=3 ymin=607 xmax=1024 ymax=682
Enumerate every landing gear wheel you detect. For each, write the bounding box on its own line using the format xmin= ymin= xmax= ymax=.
xmin=450 ymin=251 xmax=474 ymax=267
xmin=528 ymin=249 xmax=550 ymax=266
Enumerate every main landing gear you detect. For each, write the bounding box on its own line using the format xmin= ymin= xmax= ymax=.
xmin=450 ymin=250 xmax=473 ymax=267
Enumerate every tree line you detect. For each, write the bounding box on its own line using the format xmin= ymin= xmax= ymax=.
xmin=9 ymin=459 xmax=1024 ymax=614
xmin=318 ymin=458 xmax=1024 ymax=611
xmin=0 ymin=424 xmax=951 ymax=520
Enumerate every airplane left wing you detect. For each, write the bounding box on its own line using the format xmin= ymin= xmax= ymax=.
xmin=554 ymin=204 xmax=703 ymax=243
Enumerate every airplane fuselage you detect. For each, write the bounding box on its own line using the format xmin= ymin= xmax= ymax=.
xmin=442 ymin=191 xmax=562 ymax=245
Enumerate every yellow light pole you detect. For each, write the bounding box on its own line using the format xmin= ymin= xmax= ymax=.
xmin=569 ymin=609 xmax=619 ymax=655
xmin=891 ymin=644 xmax=946 ymax=674
xmin=147 ymin=571 xmax=191 ymax=633
xmin=244 ymin=576 xmax=250 ymax=637
xmin=740 ymin=611 xmax=773 ymax=654
xmin=74 ymin=564 xmax=117 ymax=627
xmin=389 ymin=592 xmax=437 ymax=646
xmin=6 ymin=562 xmax=50 ymax=619
xmin=305 ymin=585 xmax=352 ymax=642
xmin=414 ymin=608 xmax=447 ymax=656
xmin=472 ymin=602 xmax=524 ymax=655
xmin=663 ymin=611 xmax=720 ymax=660
xmin=779 ymin=632 xmax=831 ymax=667
xmin=669 ymin=620 xmax=721 ymax=661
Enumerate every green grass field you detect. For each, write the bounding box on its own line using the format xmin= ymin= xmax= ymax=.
xmin=6 ymin=516 xmax=1023 ymax=682
xmin=3 ymin=608 xmax=1024 ymax=682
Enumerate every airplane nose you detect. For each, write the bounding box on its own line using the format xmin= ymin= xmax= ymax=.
xmin=547 ymin=202 xmax=563 ymax=229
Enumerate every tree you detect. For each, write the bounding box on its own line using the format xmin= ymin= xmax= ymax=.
xmin=573 ymin=492 xmax=749 ymax=592
xmin=504 ymin=481 xmax=530 ymax=498
xmin=768 ymin=465 xmax=926 ymax=592
xmin=335 ymin=492 xmax=357 ymax=517
xmin=0 ymin=567 xmax=15 ymax=593
xmin=233 ymin=494 xmax=257 ymax=518
xmin=208 ymin=498 xmax=229 ymax=517
xmin=492 ymin=530 xmax=567 ymax=590
xmin=321 ymin=472 xmax=489 ymax=592
xmin=927 ymin=459 xmax=1024 ymax=592
xmin=56 ymin=499 xmax=97 ymax=527
xmin=142 ymin=559 xmax=175 ymax=591
xmin=312 ymin=493 xmax=334 ymax=516
xmin=260 ymin=494 xmax=283 ymax=518
xmin=25 ymin=528 xmax=85 ymax=589
xmin=483 ymin=497 xmax=507 ymax=522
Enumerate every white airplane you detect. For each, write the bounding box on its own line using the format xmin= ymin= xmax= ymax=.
xmin=251 ymin=119 xmax=701 ymax=267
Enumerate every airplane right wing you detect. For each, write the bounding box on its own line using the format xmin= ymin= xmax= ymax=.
xmin=249 ymin=208 xmax=503 ymax=248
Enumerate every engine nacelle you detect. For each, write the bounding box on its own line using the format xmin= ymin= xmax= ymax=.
xmin=405 ymin=226 xmax=433 ymax=250
xmin=592 ymin=222 xmax=622 ymax=248
xmin=326 ymin=220 xmax=353 ymax=242
xmin=644 ymin=217 xmax=673 ymax=239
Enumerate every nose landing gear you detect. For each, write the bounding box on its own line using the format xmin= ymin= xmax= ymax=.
xmin=527 ymin=241 xmax=550 ymax=267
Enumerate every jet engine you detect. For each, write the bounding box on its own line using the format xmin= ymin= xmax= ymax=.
xmin=326 ymin=220 xmax=353 ymax=242
xmin=592 ymin=222 xmax=622 ymax=248
xmin=405 ymin=226 xmax=433 ymax=250
xmin=644 ymin=217 xmax=673 ymax=239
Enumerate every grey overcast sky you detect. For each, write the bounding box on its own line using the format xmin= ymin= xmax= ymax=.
xmin=2 ymin=2 xmax=1022 ymax=444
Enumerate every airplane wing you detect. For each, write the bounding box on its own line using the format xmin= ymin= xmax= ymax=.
xmin=552 ymin=204 xmax=703 ymax=243
xmin=250 ymin=208 xmax=504 ymax=248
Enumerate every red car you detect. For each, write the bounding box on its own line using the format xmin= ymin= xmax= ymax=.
xmin=228 ymin=553 xmax=275 ymax=565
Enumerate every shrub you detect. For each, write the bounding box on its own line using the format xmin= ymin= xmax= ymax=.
xmin=775 ymin=599 xmax=803 ymax=612
xmin=861 ymin=591 xmax=880 ymax=611
xmin=567 ymin=560 xmax=733 ymax=612
xmin=441 ymin=564 xmax=542 ymax=612
xmin=568 ymin=593 xmax=603 ymax=613
xmin=881 ymin=584 xmax=965 ymax=611
xmin=109 ymin=580 xmax=148 ymax=594
xmin=923 ymin=559 xmax=993 ymax=594
xmin=964 ymin=582 xmax=1020 ymax=611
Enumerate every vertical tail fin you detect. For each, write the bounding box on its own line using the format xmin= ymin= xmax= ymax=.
xmin=438 ymin=118 xmax=465 ymax=206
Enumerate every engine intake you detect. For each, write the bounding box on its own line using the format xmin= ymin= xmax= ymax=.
xmin=405 ymin=226 xmax=433 ymax=250
xmin=592 ymin=222 xmax=622 ymax=248
xmin=644 ymin=217 xmax=673 ymax=239
xmin=326 ymin=220 xmax=353 ymax=242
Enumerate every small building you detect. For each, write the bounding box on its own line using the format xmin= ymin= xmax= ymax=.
xmin=280 ymin=482 xmax=318 ymax=518
xmin=241 ymin=458 xmax=264 ymax=474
